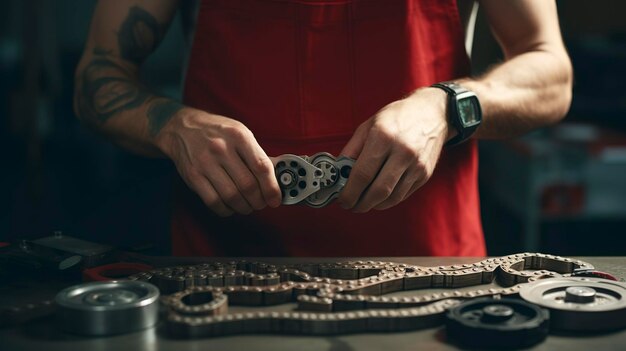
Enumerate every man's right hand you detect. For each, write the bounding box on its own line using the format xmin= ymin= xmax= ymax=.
xmin=156 ymin=108 xmax=282 ymax=216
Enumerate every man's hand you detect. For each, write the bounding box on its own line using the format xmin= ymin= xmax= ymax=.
xmin=156 ymin=108 xmax=282 ymax=216
xmin=338 ymin=88 xmax=451 ymax=212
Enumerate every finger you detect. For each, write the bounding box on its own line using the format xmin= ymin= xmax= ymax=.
xmin=188 ymin=173 xmax=234 ymax=217
xmin=206 ymin=166 xmax=254 ymax=214
xmin=237 ymin=140 xmax=282 ymax=208
xmin=352 ymin=153 xmax=409 ymax=213
xmin=340 ymin=120 xmax=370 ymax=159
xmin=403 ymin=179 xmax=427 ymax=200
xmin=338 ymin=128 xmax=390 ymax=209
xmin=373 ymin=168 xmax=418 ymax=211
xmin=399 ymin=172 xmax=430 ymax=202
xmin=223 ymin=153 xmax=267 ymax=211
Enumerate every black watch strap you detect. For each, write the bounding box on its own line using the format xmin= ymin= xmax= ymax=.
xmin=431 ymin=82 xmax=468 ymax=96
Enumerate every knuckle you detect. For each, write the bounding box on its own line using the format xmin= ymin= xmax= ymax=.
xmin=207 ymin=139 xmax=228 ymax=156
xmin=398 ymin=143 xmax=419 ymax=160
xmin=183 ymin=168 xmax=201 ymax=183
xmin=414 ymin=161 xmax=429 ymax=177
xmin=250 ymin=157 xmax=273 ymax=175
xmin=351 ymin=168 xmax=372 ymax=184
xmin=222 ymin=190 xmax=241 ymax=205
xmin=371 ymin=123 xmax=394 ymax=142
xmin=225 ymin=122 xmax=250 ymax=140
xmin=205 ymin=197 xmax=220 ymax=209
xmin=202 ymin=193 xmax=221 ymax=209
xmin=356 ymin=120 xmax=370 ymax=133
xmin=184 ymin=170 xmax=206 ymax=191
xmin=387 ymin=191 xmax=404 ymax=204
xmin=238 ymin=176 xmax=258 ymax=195
xmin=370 ymin=183 xmax=393 ymax=200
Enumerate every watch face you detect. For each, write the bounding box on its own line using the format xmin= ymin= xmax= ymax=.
xmin=457 ymin=97 xmax=480 ymax=126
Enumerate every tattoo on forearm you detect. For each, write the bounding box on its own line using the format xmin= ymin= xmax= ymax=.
xmin=77 ymin=48 xmax=150 ymax=123
xmin=117 ymin=6 xmax=163 ymax=65
xmin=75 ymin=5 xmax=176 ymax=135
xmin=147 ymin=99 xmax=184 ymax=136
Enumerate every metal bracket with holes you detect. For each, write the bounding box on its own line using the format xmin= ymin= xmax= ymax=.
xmin=272 ymin=152 xmax=354 ymax=208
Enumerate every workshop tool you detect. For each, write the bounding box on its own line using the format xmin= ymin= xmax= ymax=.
xmin=519 ymin=277 xmax=626 ymax=332
xmin=55 ymin=280 xmax=160 ymax=335
xmin=28 ymin=231 xmax=114 ymax=267
xmin=272 ymin=152 xmax=354 ymax=207
xmin=0 ymin=231 xmax=114 ymax=277
xmin=445 ymin=297 xmax=549 ymax=349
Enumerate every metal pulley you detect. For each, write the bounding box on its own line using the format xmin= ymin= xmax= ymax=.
xmin=55 ymin=280 xmax=160 ymax=335
xmin=445 ymin=297 xmax=549 ymax=349
xmin=519 ymin=277 xmax=626 ymax=332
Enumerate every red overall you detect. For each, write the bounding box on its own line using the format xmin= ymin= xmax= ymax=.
xmin=173 ymin=0 xmax=486 ymax=256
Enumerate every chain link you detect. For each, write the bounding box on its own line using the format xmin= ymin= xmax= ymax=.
xmin=127 ymin=253 xmax=594 ymax=337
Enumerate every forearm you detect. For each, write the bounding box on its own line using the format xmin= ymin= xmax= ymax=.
xmin=74 ymin=48 xmax=184 ymax=157
xmin=461 ymin=47 xmax=573 ymax=139
xmin=74 ymin=0 xmax=182 ymax=157
xmin=456 ymin=0 xmax=573 ymax=140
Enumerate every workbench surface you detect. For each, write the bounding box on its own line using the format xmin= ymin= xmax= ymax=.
xmin=1 ymin=256 xmax=625 ymax=351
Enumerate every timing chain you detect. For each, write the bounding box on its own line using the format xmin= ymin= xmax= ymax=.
xmin=126 ymin=253 xmax=594 ymax=338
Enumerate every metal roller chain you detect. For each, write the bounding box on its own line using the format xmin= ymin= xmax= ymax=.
xmin=124 ymin=253 xmax=612 ymax=337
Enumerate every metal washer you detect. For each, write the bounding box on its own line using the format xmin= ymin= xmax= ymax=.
xmin=519 ymin=277 xmax=626 ymax=332
xmin=55 ymin=280 xmax=160 ymax=335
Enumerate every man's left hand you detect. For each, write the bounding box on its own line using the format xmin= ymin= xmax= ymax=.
xmin=338 ymin=87 xmax=451 ymax=212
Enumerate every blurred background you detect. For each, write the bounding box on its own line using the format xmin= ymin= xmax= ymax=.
xmin=1 ymin=0 xmax=625 ymax=256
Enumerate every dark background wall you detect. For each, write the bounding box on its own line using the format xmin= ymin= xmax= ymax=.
xmin=1 ymin=0 xmax=625 ymax=256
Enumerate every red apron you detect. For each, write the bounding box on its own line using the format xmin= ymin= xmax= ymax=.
xmin=173 ymin=0 xmax=486 ymax=257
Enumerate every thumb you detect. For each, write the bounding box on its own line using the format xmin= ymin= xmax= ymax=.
xmin=340 ymin=122 xmax=370 ymax=159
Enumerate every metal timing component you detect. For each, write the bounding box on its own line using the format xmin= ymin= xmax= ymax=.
xmin=163 ymin=287 xmax=229 ymax=316
xmin=55 ymin=280 xmax=160 ymax=335
xmin=166 ymin=299 xmax=461 ymax=338
xmin=272 ymin=152 xmax=354 ymax=207
xmin=273 ymin=154 xmax=323 ymax=205
xmin=446 ymin=297 xmax=549 ymax=349
xmin=305 ymin=153 xmax=354 ymax=208
xmin=124 ymin=253 xmax=597 ymax=338
xmin=519 ymin=277 xmax=626 ymax=332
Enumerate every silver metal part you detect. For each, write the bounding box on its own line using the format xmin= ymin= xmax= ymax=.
xmin=519 ymin=277 xmax=626 ymax=331
xmin=305 ymin=153 xmax=354 ymax=208
xmin=272 ymin=154 xmax=323 ymax=205
xmin=55 ymin=280 xmax=160 ymax=335
xmin=272 ymin=152 xmax=354 ymax=207
xmin=139 ymin=253 xmax=599 ymax=338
